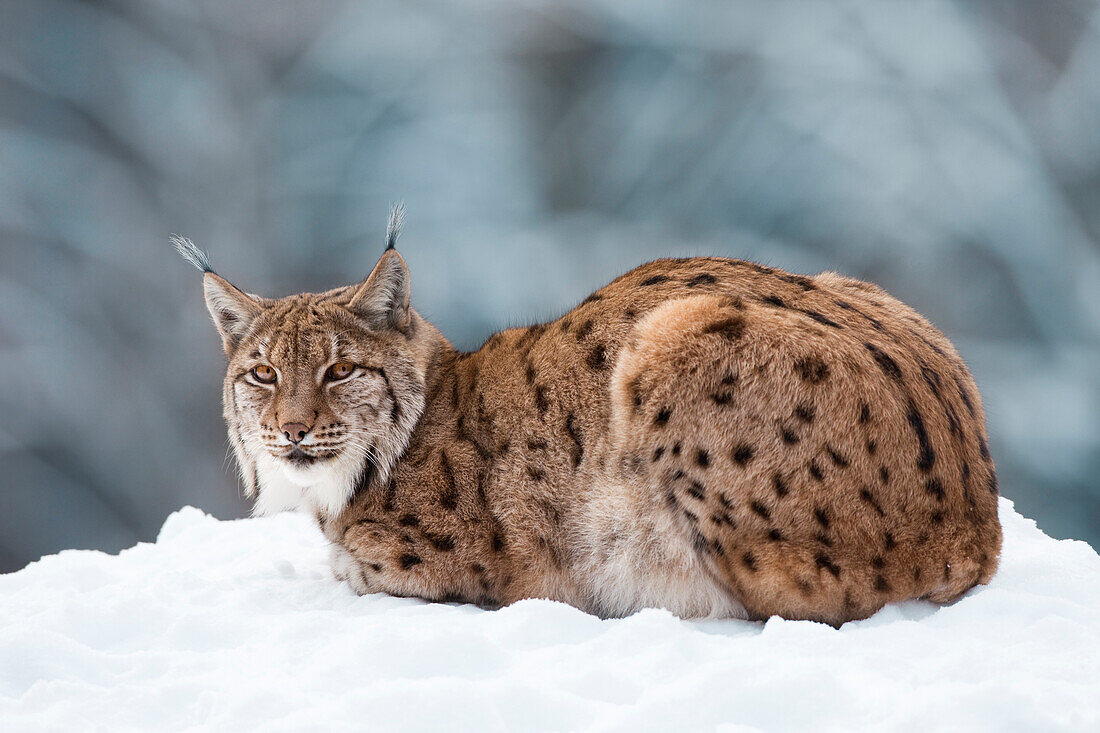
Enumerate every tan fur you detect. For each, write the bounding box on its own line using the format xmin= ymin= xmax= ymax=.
xmin=198 ymin=251 xmax=1001 ymax=626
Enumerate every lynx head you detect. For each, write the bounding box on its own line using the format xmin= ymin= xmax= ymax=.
xmin=174 ymin=208 xmax=437 ymax=519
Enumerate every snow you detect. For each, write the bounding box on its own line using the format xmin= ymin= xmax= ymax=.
xmin=2 ymin=499 xmax=1098 ymax=732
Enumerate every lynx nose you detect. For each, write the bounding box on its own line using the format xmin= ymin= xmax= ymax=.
xmin=281 ymin=423 xmax=311 ymax=444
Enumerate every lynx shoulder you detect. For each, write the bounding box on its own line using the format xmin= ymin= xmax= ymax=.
xmin=179 ymin=222 xmax=1001 ymax=625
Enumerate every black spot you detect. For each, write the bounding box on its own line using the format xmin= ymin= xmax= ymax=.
xmin=686 ymin=273 xmax=717 ymax=287
xmin=795 ymin=357 xmax=830 ymax=384
xmin=943 ymin=561 xmax=951 ymax=582
xmin=781 ymin=426 xmax=801 ymax=445
xmin=860 ymin=489 xmax=886 ymax=517
xmin=527 ymin=439 xmax=547 ymax=450
xmin=979 ymin=435 xmax=991 ymax=462
xmin=750 ymin=501 xmax=771 ymax=520
xmin=768 ymin=529 xmax=784 ymax=542
xmin=654 ymin=407 xmax=672 ymax=426
xmin=816 ymin=554 xmax=841 ymax=578
xmin=879 ymin=466 xmax=890 ymax=485
xmin=695 ymin=450 xmax=710 ymax=468
xmin=368 ymin=563 xmax=383 ymax=573
xmin=944 ymin=401 xmax=964 ymax=439
xmin=957 ymin=376 xmax=976 ymax=417
xmin=535 ymin=385 xmax=550 ymax=414
xmin=742 ymin=551 xmax=759 ymax=572
xmin=874 ymin=575 xmax=891 ymax=593
xmin=527 ymin=466 xmax=546 ymax=482
xmin=931 ymin=511 xmax=944 ymax=524
xmin=837 ymin=300 xmax=886 ymax=331
xmin=826 ymin=446 xmax=850 ymax=468
xmin=795 ymin=403 xmax=816 ymax=423
xmin=925 ymin=478 xmax=945 ymax=501
xmin=525 ymin=362 xmax=536 ymax=385
xmin=582 ymin=293 xmax=603 ymax=305
xmin=587 ymin=344 xmax=608 ymax=370
xmin=913 ymin=567 xmax=922 ymax=581
xmin=686 ymin=482 xmax=706 ymax=501
xmin=652 ymin=447 xmax=665 ymax=462
xmin=773 ymin=473 xmax=790 ymax=497
xmin=866 ymin=439 xmax=877 ymax=456
xmin=731 ymin=444 xmax=755 ymax=466
xmin=872 ymin=556 xmax=886 ymax=569
xmin=884 ymin=532 xmax=897 ymax=550
xmin=865 ymin=343 xmax=902 ymax=380
xmin=429 ymin=535 xmax=456 ymax=552
xmin=986 ymin=470 xmax=999 ymax=495
xmin=640 ymin=275 xmax=670 ymax=286
xmin=623 ymin=308 xmax=637 ymax=321
xmin=711 ymin=391 xmax=734 ymax=406
xmin=491 ymin=532 xmax=506 ymax=553
xmin=799 ymin=309 xmax=841 ymax=329
xmin=398 ymin=513 xmax=420 ymax=527
xmin=565 ymin=413 xmax=584 ymax=468
xmin=560 ymin=317 xmax=572 ymax=333
xmin=906 ymin=402 xmax=936 ymax=472
xmin=778 ymin=273 xmax=816 ymax=290
xmin=808 ymin=461 xmax=824 ymax=481
xmin=921 ymin=366 xmax=942 ymax=397
xmin=815 ymin=533 xmax=833 ymax=547
xmin=859 ymin=403 xmax=871 ymax=424
xmin=399 ymin=553 xmax=422 ymax=570
xmin=761 ymin=294 xmax=786 ymax=308
xmin=672 ymin=442 xmax=682 ymax=456
xmin=575 ymin=320 xmax=594 ymax=340
xmin=702 ymin=315 xmax=746 ymax=341
xmin=814 ymin=507 xmax=830 ymax=529
xmin=721 ymin=373 xmax=738 ymax=385
xmin=439 ymin=452 xmax=459 ymax=510
xmin=516 ymin=324 xmax=548 ymax=350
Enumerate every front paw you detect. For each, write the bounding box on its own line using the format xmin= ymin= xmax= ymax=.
xmin=329 ymin=544 xmax=372 ymax=595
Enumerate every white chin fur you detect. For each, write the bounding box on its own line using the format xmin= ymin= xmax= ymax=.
xmin=253 ymin=452 xmax=361 ymax=520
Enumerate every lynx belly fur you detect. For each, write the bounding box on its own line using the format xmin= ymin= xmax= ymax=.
xmin=177 ymin=212 xmax=1001 ymax=625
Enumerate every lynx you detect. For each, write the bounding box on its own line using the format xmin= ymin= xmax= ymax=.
xmin=176 ymin=210 xmax=1001 ymax=625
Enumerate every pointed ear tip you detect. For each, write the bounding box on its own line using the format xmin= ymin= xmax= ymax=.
xmin=379 ymin=248 xmax=408 ymax=267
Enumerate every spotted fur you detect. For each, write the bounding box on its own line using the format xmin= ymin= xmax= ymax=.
xmin=184 ymin=236 xmax=1002 ymax=626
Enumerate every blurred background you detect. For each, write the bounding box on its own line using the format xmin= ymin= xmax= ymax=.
xmin=1 ymin=0 xmax=1098 ymax=572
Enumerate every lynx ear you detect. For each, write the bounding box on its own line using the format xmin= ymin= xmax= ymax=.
xmin=346 ymin=250 xmax=411 ymax=332
xmin=203 ymin=273 xmax=265 ymax=353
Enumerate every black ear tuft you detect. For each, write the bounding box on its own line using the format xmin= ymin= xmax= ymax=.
xmin=385 ymin=202 xmax=405 ymax=252
xmin=171 ymin=235 xmax=214 ymax=273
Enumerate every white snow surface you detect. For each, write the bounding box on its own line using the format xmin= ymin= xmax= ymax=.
xmin=2 ymin=499 xmax=1098 ymax=732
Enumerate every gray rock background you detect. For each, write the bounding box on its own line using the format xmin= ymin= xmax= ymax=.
xmin=1 ymin=0 xmax=1097 ymax=571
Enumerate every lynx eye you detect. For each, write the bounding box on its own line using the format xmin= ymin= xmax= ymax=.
xmin=251 ymin=365 xmax=277 ymax=384
xmin=325 ymin=361 xmax=356 ymax=382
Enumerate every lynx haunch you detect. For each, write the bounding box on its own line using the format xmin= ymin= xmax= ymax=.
xmin=177 ymin=212 xmax=1001 ymax=626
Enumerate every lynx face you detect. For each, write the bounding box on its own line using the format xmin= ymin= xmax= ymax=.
xmin=181 ymin=233 xmax=434 ymax=519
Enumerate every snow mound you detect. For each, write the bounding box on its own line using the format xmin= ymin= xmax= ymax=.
xmin=2 ymin=499 xmax=1098 ymax=732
